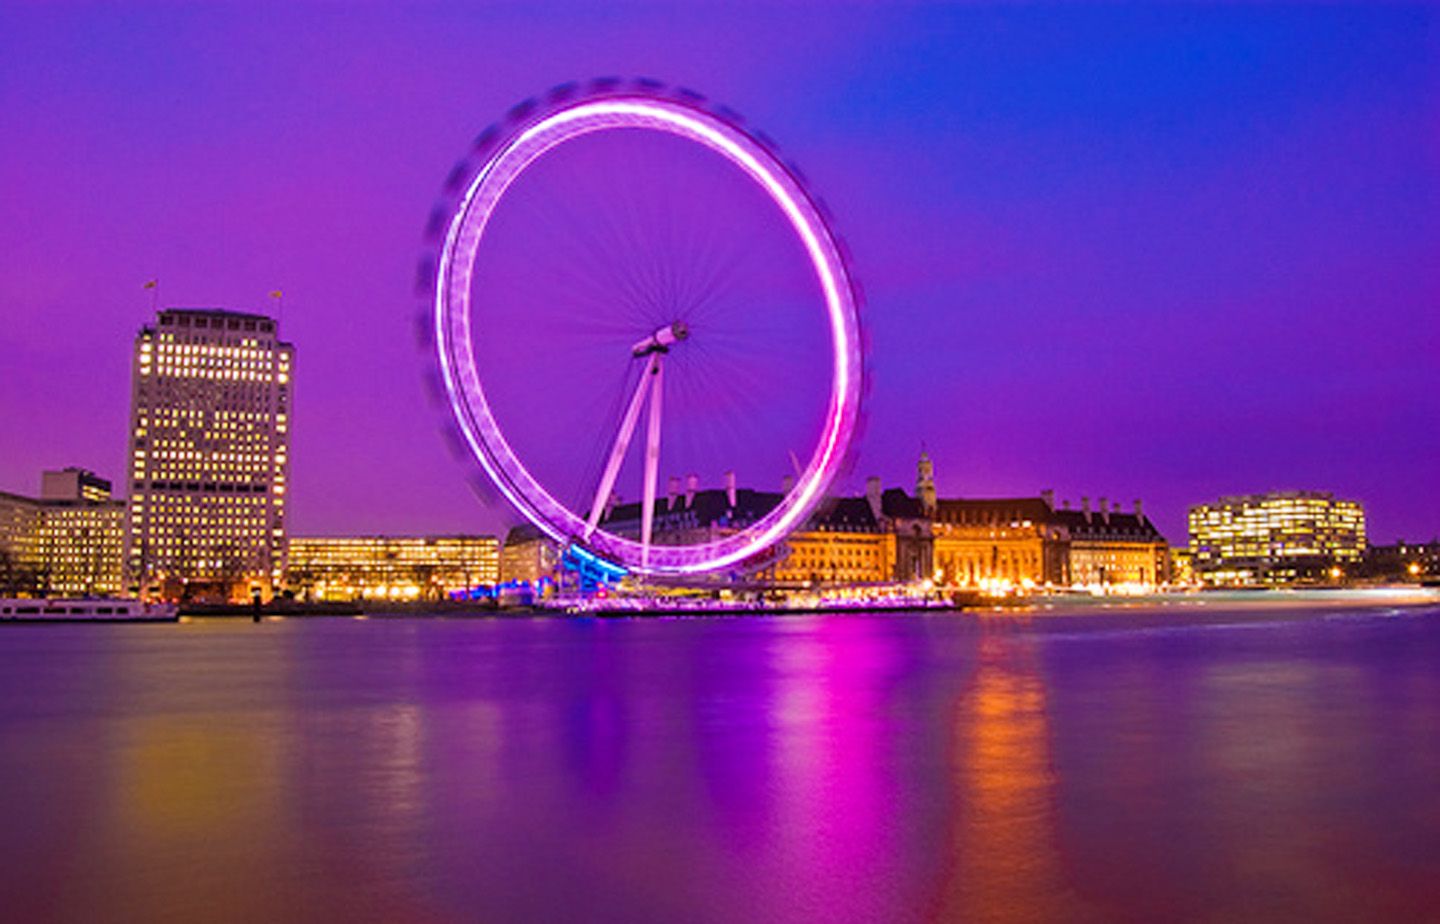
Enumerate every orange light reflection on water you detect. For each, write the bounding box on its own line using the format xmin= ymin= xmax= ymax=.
xmin=931 ymin=630 xmax=1097 ymax=922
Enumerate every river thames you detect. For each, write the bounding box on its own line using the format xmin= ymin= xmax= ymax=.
xmin=3 ymin=595 xmax=1439 ymax=922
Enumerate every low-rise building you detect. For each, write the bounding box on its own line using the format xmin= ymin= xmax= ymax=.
xmin=37 ymin=497 xmax=127 ymax=597
xmin=494 ymin=457 xmax=1168 ymax=592
xmin=762 ymin=494 xmax=897 ymax=586
xmin=895 ymin=455 xmax=1169 ymax=591
xmin=1169 ymin=547 xmax=1197 ymax=587
xmin=498 ymin=524 xmax=562 ymax=585
xmin=596 ymin=475 xmax=901 ymax=586
xmin=927 ymin=492 xmax=1167 ymax=590
xmin=1360 ymin=540 xmax=1439 ymax=582
xmin=1057 ymin=499 xmax=1169 ymax=588
xmin=932 ymin=495 xmax=1054 ymax=589
xmin=1188 ymin=491 xmax=1365 ymax=585
xmin=0 ymin=469 xmax=126 ymax=596
xmin=288 ymin=535 xmax=499 ymax=601
xmin=0 ymin=490 xmax=42 ymax=595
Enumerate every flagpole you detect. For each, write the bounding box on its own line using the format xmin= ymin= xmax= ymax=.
xmin=143 ymin=278 xmax=160 ymax=316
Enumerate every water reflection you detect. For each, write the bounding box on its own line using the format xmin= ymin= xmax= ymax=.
xmin=931 ymin=629 xmax=1089 ymax=922
xmin=1 ymin=606 xmax=1438 ymax=922
xmin=760 ymin=617 xmax=905 ymax=922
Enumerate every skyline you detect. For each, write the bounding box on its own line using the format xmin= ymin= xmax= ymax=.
xmin=3 ymin=4 xmax=1437 ymax=544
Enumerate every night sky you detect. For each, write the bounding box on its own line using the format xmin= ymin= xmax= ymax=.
xmin=2 ymin=3 xmax=1436 ymax=545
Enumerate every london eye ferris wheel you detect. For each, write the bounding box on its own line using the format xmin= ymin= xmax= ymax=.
xmin=421 ymin=79 xmax=865 ymax=577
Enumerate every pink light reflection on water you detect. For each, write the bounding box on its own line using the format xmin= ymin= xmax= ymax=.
xmin=753 ymin=616 xmax=909 ymax=922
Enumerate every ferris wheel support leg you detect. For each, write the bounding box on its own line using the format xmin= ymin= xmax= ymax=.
xmin=583 ymin=354 xmax=657 ymax=541
xmin=640 ymin=358 xmax=664 ymax=568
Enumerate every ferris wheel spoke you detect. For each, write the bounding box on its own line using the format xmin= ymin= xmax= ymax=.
xmin=583 ymin=352 xmax=658 ymax=540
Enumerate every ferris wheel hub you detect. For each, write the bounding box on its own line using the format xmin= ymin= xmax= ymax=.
xmin=631 ymin=320 xmax=690 ymax=357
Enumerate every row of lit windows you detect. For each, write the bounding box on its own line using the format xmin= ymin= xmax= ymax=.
xmin=1192 ymin=504 xmax=1362 ymax=521
xmin=134 ymin=538 xmax=276 ymax=549
xmin=140 ymin=367 xmax=286 ymax=385
xmin=140 ymin=356 xmax=290 ymax=376
xmin=294 ymin=566 xmax=500 ymax=581
xmin=290 ymin=549 xmax=497 ymax=561
xmin=135 ymin=516 xmax=272 ymax=527
xmin=141 ymin=409 xmax=278 ymax=424
xmin=135 ymin=461 xmax=276 ymax=472
xmin=137 ymin=473 xmax=276 ymax=487
xmin=137 ymin=447 xmax=276 ymax=461
xmin=132 ymin=517 xmax=276 ymax=529
xmin=136 ymin=449 xmax=280 ymax=463
xmin=147 ymin=343 xmax=283 ymax=360
xmin=132 ymin=495 xmax=272 ymax=507
xmin=141 ymin=357 xmax=287 ymax=372
xmin=138 ymin=425 xmax=273 ymax=440
xmin=1193 ymin=516 xmax=1364 ymax=528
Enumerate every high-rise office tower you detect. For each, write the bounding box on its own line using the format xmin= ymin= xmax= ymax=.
xmin=125 ymin=308 xmax=294 ymax=598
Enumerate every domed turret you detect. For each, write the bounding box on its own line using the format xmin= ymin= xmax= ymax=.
xmin=917 ymin=450 xmax=937 ymax=514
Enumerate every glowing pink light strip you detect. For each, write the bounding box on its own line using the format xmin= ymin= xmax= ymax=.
xmin=436 ymin=93 xmax=862 ymax=574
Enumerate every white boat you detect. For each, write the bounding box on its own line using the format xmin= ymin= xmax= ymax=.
xmin=0 ymin=598 xmax=179 ymax=622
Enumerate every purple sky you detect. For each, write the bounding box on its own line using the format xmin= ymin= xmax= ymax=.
xmin=2 ymin=3 xmax=1436 ymax=544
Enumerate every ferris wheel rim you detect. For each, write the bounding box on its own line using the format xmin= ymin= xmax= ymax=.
xmin=431 ymin=82 xmax=864 ymax=575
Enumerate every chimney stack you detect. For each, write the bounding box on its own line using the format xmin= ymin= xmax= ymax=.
xmin=667 ymin=476 xmax=680 ymax=510
xmin=1040 ymin=488 xmax=1055 ymax=510
xmin=866 ymin=476 xmax=883 ymax=520
xmin=781 ymin=474 xmax=795 ymax=495
xmin=724 ymin=470 xmax=737 ymax=508
xmin=1081 ymin=496 xmax=1091 ymax=519
xmin=685 ymin=473 xmax=698 ymax=508
xmin=1133 ymin=498 xmax=1144 ymax=520
xmin=1098 ymin=497 xmax=1108 ymax=523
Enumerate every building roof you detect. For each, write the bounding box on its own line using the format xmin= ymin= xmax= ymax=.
xmin=502 ymin=523 xmax=547 ymax=546
xmin=811 ymin=495 xmax=881 ymax=532
xmin=880 ymin=488 xmax=925 ymax=519
xmin=602 ymin=487 xmax=784 ymax=532
xmin=291 ymin=535 xmax=497 ymax=544
xmin=0 ymin=489 xmax=40 ymax=507
xmin=934 ymin=496 xmax=1055 ymax=525
xmin=1050 ymin=508 xmax=1166 ymax=541
xmin=930 ymin=494 xmax=1168 ymax=543
xmin=160 ymin=308 xmax=277 ymax=323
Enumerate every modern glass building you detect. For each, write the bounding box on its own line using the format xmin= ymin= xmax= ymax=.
xmin=1188 ymin=491 xmax=1366 ymax=585
xmin=288 ymin=536 xmax=499 ymax=601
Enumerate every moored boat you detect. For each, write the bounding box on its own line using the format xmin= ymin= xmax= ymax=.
xmin=0 ymin=598 xmax=179 ymax=623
